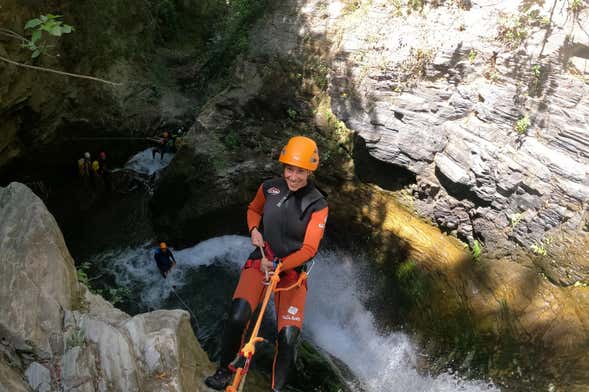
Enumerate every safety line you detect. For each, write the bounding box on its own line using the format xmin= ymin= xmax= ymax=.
xmin=169 ymin=282 xmax=200 ymax=330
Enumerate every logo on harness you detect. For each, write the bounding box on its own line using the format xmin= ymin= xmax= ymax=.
xmin=282 ymin=315 xmax=301 ymax=322
xmin=267 ymin=187 xmax=281 ymax=195
xmin=287 ymin=306 xmax=298 ymax=315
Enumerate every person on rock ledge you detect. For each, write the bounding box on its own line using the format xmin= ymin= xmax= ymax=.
xmin=204 ymin=136 xmax=329 ymax=392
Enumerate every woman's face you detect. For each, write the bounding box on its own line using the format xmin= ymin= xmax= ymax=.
xmin=283 ymin=164 xmax=310 ymax=191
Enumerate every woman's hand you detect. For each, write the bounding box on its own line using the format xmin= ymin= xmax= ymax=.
xmin=251 ymin=227 xmax=264 ymax=248
xmin=260 ymin=258 xmax=274 ymax=274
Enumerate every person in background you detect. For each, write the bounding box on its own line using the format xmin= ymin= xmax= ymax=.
xmin=154 ymin=242 xmax=177 ymax=278
xmin=78 ymin=152 xmax=92 ymax=188
xmin=152 ymin=131 xmax=170 ymax=160
xmin=204 ymin=136 xmax=328 ymax=392
xmin=92 ymin=151 xmax=111 ymax=192
xmin=78 ymin=152 xmax=92 ymax=176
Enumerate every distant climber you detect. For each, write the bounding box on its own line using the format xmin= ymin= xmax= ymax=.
xmin=78 ymin=152 xmax=92 ymax=177
xmin=154 ymin=242 xmax=176 ymax=278
xmin=150 ymin=131 xmax=170 ymax=160
xmin=78 ymin=152 xmax=93 ymax=189
xmin=92 ymin=151 xmax=111 ymax=192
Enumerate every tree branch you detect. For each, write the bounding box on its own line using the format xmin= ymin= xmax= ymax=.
xmin=0 ymin=28 xmax=27 ymax=41
xmin=0 ymin=54 xmax=122 ymax=86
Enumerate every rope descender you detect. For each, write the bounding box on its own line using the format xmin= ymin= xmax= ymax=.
xmin=225 ymin=254 xmax=282 ymax=392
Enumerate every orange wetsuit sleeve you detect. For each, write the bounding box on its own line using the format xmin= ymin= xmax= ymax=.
xmin=247 ymin=184 xmax=265 ymax=232
xmin=281 ymin=206 xmax=328 ymax=271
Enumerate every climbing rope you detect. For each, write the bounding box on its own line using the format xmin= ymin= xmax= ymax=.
xmin=226 ymin=247 xmax=309 ymax=392
xmin=168 ymin=281 xmax=200 ymax=330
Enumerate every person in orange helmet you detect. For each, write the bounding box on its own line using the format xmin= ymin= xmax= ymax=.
xmin=154 ymin=242 xmax=176 ymax=278
xmin=152 ymin=131 xmax=171 ymax=160
xmin=205 ymin=136 xmax=328 ymax=391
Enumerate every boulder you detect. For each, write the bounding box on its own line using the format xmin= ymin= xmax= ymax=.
xmin=0 ymin=183 xmax=217 ymax=391
xmin=0 ymin=182 xmax=78 ymax=355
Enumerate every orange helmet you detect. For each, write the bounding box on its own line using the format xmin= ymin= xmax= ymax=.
xmin=159 ymin=242 xmax=167 ymax=250
xmin=163 ymin=132 xmax=169 ymax=138
xmin=278 ymin=136 xmax=319 ymax=171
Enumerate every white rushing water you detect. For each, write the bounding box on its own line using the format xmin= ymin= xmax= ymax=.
xmin=96 ymin=235 xmax=497 ymax=392
xmin=124 ymin=148 xmax=174 ymax=176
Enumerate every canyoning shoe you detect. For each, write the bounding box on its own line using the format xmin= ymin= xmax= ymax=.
xmin=204 ymin=367 xmax=232 ymax=390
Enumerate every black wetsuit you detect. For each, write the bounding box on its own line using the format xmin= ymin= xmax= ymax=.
xmin=154 ymin=249 xmax=176 ymax=278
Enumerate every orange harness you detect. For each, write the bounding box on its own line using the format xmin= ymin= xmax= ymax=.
xmin=225 ymin=262 xmax=307 ymax=392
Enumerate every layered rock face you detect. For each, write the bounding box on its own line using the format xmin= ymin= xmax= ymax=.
xmin=328 ymin=0 xmax=589 ymax=268
xmin=0 ymin=183 xmax=214 ymax=391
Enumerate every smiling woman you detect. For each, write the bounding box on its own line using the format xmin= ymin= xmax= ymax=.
xmin=205 ymin=136 xmax=329 ymax=391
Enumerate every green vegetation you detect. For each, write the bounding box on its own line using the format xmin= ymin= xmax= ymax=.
xmin=0 ymin=14 xmax=118 ymax=85
xmin=76 ymin=262 xmax=131 ymax=306
xmin=569 ymin=0 xmax=587 ymax=13
xmin=471 ymin=239 xmax=482 ymax=262
xmin=530 ymin=64 xmax=543 ymax=95
xmin=497 ymin=14 xmax=528 ymax=47
xmin=23 ymin=14 xmax=74 ymax=58
xmin=287 ymin=107 xmax=298 ymax=121
xmin=497 ymin=8 xmax=552 ymax=48
xmin=514 ymin=115 xmax=530 ymax=134
xmin=76 ymin=262 xmax=91 ymax=286
xmin=468 ymin=49 xmax=477 ymax=64
xmin=531 ymin=64 xmax=542 ymax=78
xmin=202 ymin=0 xmax=268 ymax=81
xmin=395 ymin=259 xmax=429 ymax=305
xmin=408 ymin=0 xmax=425 ymax=12
xmin=531 ymin=239 xmax=550 ymax=256
xmin=66 ymin=327 xmax=86 ymax=349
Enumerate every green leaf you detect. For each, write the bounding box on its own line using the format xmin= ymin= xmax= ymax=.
xmin=45 ymin=14 xmax=62 ymax=19
xmin=31 ymin=49 xmax=41 ymax=58
xmin=62 ymin=25 xmax=73 ymax=34
xmin=49 ymin=27 xmax=63 ymax=37
xmin=24 ymin=18 xmax=42 ymax=30
xmin=31 ymin=30 xmax=42 ymax=44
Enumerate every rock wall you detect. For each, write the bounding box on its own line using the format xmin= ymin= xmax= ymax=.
xmin=0 ymin=0 xmax=214 ymax=177
xmin=0 ymin=182 xmax=214 ymax=391
xmin=328 ymin=0 xmax=589 ymax=267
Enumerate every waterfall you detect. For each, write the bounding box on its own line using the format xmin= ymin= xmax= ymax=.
xmin=93 ymin=235 xmax=497 ymax=392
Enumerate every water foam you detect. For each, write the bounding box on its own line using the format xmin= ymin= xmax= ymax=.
xmin=307 ymin=251 xmax=497 ymax=392
xmin=97 ymin=235 xmax=496 ymax=392
xmin=124 ymin=148 xmax=175 ymax=176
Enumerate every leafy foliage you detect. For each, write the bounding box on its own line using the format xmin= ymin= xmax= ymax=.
xmin=76 ymin=262 xmax=91 ymax=286
xmin=395 ymin=259 xmax=429 ymax=305
xmin=569 ymin=0 xmax=587 ymax=13
xmin=468 ymin=49 xmax=477 ymax=64
xmin=514 ymin=115 xmax=530 ymax=134
xmin=471 ymin=240 xmax=482 ymax=262
xmin=66 ymin=326 xmax=86 ymax=349
xmin=23 ymin=14 xmax=74 ymax=58
xmin=202 ymin=0 xmax=268 ymax=80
